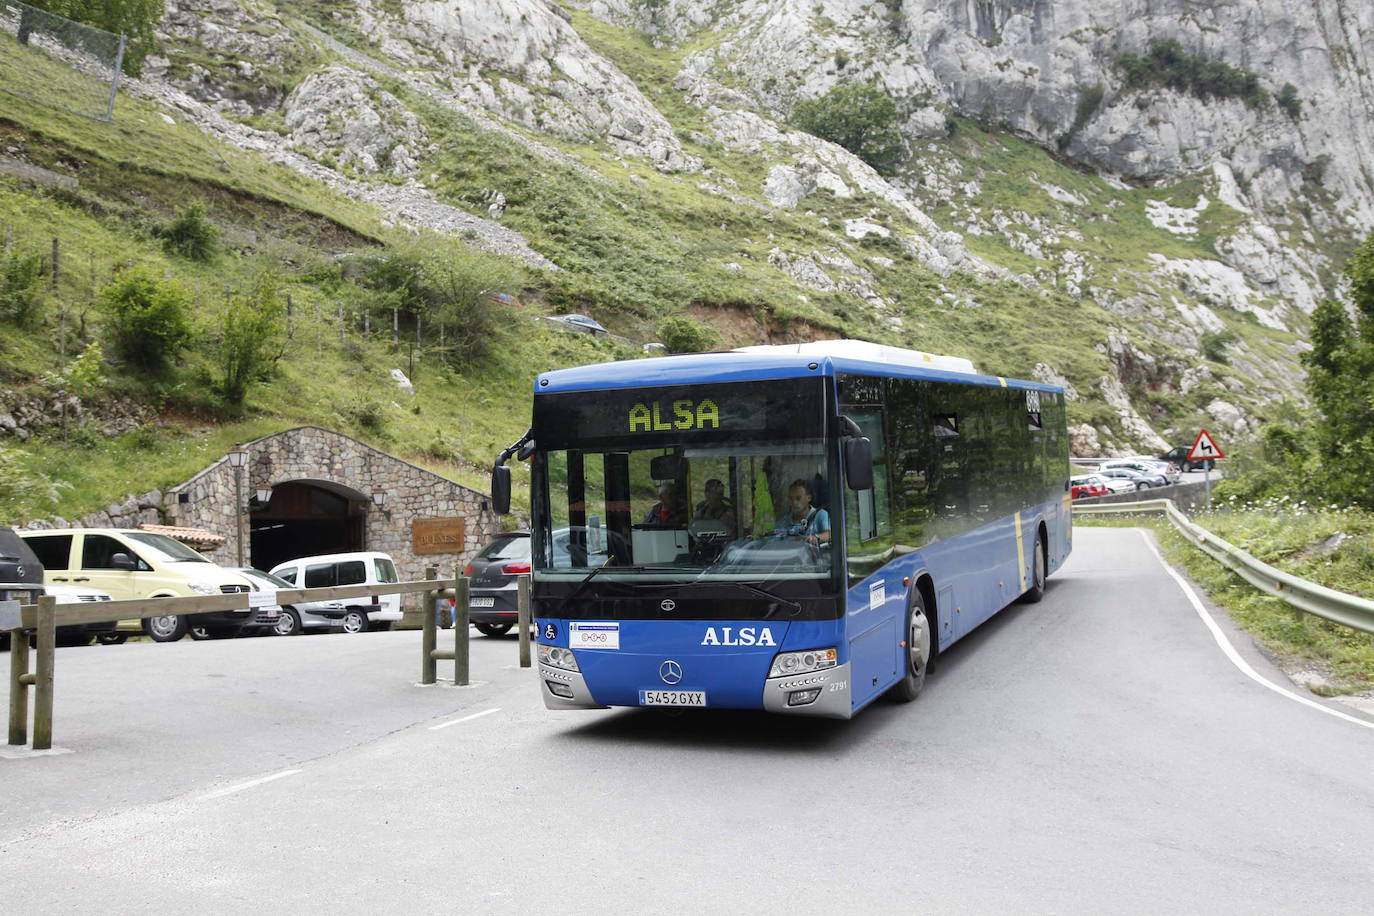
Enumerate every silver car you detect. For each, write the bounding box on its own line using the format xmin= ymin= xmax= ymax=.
xmin=231 ymin=568 xmax=349 ymax=636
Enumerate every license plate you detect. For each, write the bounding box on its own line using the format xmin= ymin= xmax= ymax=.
xmin=638 ymin=690 xmax=706 ymax=707
xmin=469 ymin=597 xmax=495 ymax=608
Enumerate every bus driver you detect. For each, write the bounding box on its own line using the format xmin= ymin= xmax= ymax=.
xmin=776 ymin=478 xmax=830 ymax=546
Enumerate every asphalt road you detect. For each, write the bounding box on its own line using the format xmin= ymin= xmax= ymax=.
xmin=2 ymin=527 xmax=1372 ymax=913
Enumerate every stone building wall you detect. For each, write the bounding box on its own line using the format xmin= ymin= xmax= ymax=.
xmin=23 ymin=426 xmax=502 ymax=596
xmin=166 ymin=427 xmax=501 ymax=583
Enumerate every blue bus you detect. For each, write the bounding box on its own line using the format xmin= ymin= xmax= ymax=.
xmin=491 ymin=341 xmax=1071 ymax=718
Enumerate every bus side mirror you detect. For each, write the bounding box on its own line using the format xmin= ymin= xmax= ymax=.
xmin=845 ymin=437 xmax=874 ymax=491
xmin=491 ymin=465 xmax=511 ymax=515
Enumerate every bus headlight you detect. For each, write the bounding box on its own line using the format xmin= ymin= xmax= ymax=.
xmin=768 ymin=648 xmax=837 ymax=678
xmin=538 ymin=644 xmax=580 ymax=672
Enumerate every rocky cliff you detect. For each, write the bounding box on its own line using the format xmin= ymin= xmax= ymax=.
xmin=124 ymin=0 xmax=1374 ymax=453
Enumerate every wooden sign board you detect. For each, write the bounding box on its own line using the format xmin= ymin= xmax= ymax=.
xmin=412 ymin=517 xmax=465 ymax=555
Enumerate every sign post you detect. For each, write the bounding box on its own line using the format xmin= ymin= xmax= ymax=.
xmin=1187 ymin=429 xmax=1225 ymax=510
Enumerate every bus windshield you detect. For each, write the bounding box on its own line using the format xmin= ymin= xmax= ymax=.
xmin=532 ymin=376 xmax=835 ymax=582
xmin=538 ymin=441 xmax=835 ymax=580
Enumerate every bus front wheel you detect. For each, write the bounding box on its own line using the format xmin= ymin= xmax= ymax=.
xmin=891 ymin=590 xmax=932 ymax=703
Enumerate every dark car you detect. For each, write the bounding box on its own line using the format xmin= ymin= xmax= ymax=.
xmin=1159 ymin=446 xmax=1215 ymax=472
xmin=464 ymin=532 xmax=532 ymax=637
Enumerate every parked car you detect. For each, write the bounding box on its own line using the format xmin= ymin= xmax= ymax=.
xmin=465 ymin=527 xmax=614 ymax=636
xmin=268 ymin=551 xmax=402 ymax=634
xmin=465 ymin=532 xmax=531 ymax=637
xmin=44 ymin=583 xmax=121 ymax=647
xmin=1095 ymin=473 xmax=1139 ymax=494
xmin=230 ymin=567 xmax=347 ymax=636
xmin=1 ymin=528 xmax=49 ymax=652
xmin=1069 ymin=475 xmax=1110 ymax=499
xmin=546 ymin=313 xmax=609 ymax=336
xmin=17 ymin=528 xmax=257 ymax=642
xmin=1159 ymin=445 xmax=1216 ymax=472
xmin=1098 ymin=468 xmax=1168 ymax=490
xmin=1100 ymin=459 xmax=1180 ymax=485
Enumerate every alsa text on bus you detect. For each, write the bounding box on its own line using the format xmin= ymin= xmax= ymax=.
xmin=629 ymin=399 xmax=720 ymax=433
xmin=701 ymin=626 xmax=776 ymax=646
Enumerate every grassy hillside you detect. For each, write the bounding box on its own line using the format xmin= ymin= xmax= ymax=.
xmin=0 ymin=5 xmax=1318 ymax=525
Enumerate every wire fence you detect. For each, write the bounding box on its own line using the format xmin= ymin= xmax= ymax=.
xmin=0 ymin=0 xmax=125 ymax=122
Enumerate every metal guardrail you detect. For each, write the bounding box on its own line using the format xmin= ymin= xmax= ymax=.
xmin=1074 ymin=499 xmax=1374 ymax=636
xmin=5 ymin=575 xmax=458 ymax=751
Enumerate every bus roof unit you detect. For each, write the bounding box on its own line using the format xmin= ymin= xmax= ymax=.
xmin=733 ymin=340 xmax=978 ymax=375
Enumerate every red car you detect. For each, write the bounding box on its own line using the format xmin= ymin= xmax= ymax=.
xmin=1070 ymin=475 xmax=1110 ymax=499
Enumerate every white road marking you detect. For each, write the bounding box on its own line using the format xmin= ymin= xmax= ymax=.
xmin=1139 ymin=529 xmax=1374 ymax=732
xmin=199 ymin=769 xmax=302 ymax=802
xmin=429 ymin=708 xmax=501 ymax=731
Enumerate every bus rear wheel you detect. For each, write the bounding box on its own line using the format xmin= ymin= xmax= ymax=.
xmin=890 ymin=590 xmax=931 ymax=703
xmin=1020 ymin=533 xmax=1046 ymax=604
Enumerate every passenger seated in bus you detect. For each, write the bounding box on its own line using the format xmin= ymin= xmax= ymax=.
xmin=642 ymin=481 xmax=685 ymax=526
xmin=693 ymin=478 xmax=737 ymax=532
xmin=774 ymin=478 xmax=831 ymax=546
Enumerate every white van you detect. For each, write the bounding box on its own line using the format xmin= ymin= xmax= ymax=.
xmin=268 ymin=551 xmax=402 ymax=633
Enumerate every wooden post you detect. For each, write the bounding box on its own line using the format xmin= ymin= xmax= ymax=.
xmin=286 ymin=293 xmax=293 ymax=340
xmin=51 ymin=237 xmax=60 ymax=288
xmin=8 ymin=626 xmax=29 ymax=746
xmin=338 ymin=303 xmax=345 ymax=343
xmin=363 ymin=310 xmax=370 ymax=338
xmin=392 ymin=308 xmax=398 ymax=345
xmin=454 ymin=576 xmax=470 ymax=686
xmin=33 ymin=596 xmax=56 ymax=750
xmin=421 ymin=566 xmax=437 ymax=685
xmin=518 ymin=575 xmax=531 ymax=668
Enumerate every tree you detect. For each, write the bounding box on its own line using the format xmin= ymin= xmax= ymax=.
xmin=1301 ymin=231 xmax=1374 ymax=506
xmin=98 ymin=266 xmax=193 ymax=375
xmin=217 ymin=271 xmax=285 ymax=411
xmin=791 ymin=83 xmax=905 ymax=175
xmin=26 ymin=0 xmax=165 ymax=76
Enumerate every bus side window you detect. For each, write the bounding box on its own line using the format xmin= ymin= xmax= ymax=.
xmin=843 ymin=406 xmax=891 ymax=543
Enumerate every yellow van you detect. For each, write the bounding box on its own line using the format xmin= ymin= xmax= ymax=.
xmin=18 ymin=528 xmax=261 ymax=642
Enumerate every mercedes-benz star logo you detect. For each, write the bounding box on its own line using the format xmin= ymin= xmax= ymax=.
xmin=660 ymin=599 xmax=676 ymax=612
xmin=659 ymin=660 xmax=683 ymax=685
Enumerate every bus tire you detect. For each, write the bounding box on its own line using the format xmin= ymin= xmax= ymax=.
xmin=1020 ymin=533 xmax=1047 ymax=604
xmin=890 ymin=590 xmax=932 ymax=703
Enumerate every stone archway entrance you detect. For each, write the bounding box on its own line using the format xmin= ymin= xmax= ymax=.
xmin=249 ymin=479 xmax=368 ymax=572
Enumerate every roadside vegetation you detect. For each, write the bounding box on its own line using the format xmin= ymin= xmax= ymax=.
xmin=1079 ymin=231 xmax=1374 ymax=694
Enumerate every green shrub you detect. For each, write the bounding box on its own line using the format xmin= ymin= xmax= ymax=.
xmin=658 ymin=316 xmax=719 ymax=354
xmin=217 ymin=271 xmax=285 ymax=411
xmin=791 ymin=83 xmax=905 ymax=175
xmin=97 ymin=266 xmax=193 ymax=374
xmin=0 ymin=446 xmax=70 ymax=523
xmin=1276 ymin=83 xmax=1302 ymax=119
xmin=25 ymin=0 xmax=166 ymax=76
xmin=1201 ymin=328 xmax=1239 ymax=363
xmin=154 ymin=201 xmax=220 ymax=262
xmin=1116 ymin=39 xmax=1268 ymax=109
xmin=0 ymin=249 xmax=47 ymax=327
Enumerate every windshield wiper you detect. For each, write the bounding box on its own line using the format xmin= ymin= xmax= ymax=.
xmin=653 ymin=579 xmax=803 ymax=618
xmin=553 ymin=563 xmax=709 ymax=617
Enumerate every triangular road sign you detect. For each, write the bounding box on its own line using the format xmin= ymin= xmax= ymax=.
xmin=1187 ymin=428 xmax=1225 ymax=461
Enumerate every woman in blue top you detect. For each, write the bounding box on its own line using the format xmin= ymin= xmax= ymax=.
xmin=777 ymin=478 xmax=830 ymax=546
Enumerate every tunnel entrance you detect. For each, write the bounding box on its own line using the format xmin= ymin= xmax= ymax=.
xmin=249 ymin=480 xmax=367 ymax=572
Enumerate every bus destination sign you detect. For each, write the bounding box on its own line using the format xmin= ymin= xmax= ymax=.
xmin=535 ymin=378 xmax=825 ymax=448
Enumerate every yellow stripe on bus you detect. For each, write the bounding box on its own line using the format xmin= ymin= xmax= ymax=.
xmin=1014 ymin=510 xmax=1026 ymax=592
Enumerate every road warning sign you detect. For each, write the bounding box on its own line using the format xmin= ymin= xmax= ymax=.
xmin=1187 ymin=429 xmax=1225 ymax=462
